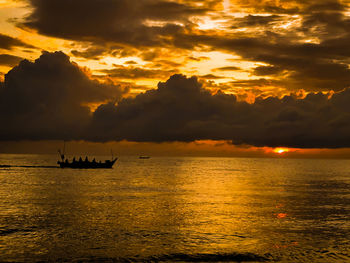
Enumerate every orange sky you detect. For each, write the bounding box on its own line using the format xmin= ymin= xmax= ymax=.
xmin=2 ymin=0 xmax=347 ymax=96
xmin=1 ymin=0 xmax=350 ymax=157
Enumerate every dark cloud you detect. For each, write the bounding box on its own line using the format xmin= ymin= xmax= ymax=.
xmin=230 ymin=15 xmax=282 ymax=28
xmin=125 ymin=60 xmax=137 ymax=65
xmin=300 ymin=2 xmax=350 ymax=40
xmin=71 ymin=45 xmax=136 ymax=60
xmin=2 ymin=67 xmax=350 ymax=148
xmin=212 ymin=66 xmax=241 ymax=71
xmin=200 ymin=74 xmax=224 ymax=79
xmin=100 ymin=65 xmax=178 ymax=80
xmin=200 ymin=27 xmax=350 ymax=91
xmin=229 ymin=0 xmax=335 ymax=15
xmin=188 ymin=56 xmax=209 ymax=61
xmin=151 ymin=60 xmax=182 ymax=68
xmin=229 ymin=78 xmax=282 ymax=88
xmin=71 ymin=47 xmax=107 ymax=60
xmin=23 ymin=0 xmax=208 ymax=48
xmin=0 ymin=51 xmax=126 ymax=141
xmin=87 ymin=74 xmax=350 ymax=148
xmin=254 ymin=65 xmax=284 ymax=76
xmin=167 ymin=1 xmax=350 ymax=92
xmin=0 ymin=33 xmax=34 ymax=50
xmin=0 ymin=54 xmax=23 ymax=66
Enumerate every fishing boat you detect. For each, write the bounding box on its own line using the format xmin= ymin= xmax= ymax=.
xmin=57 ymin=156 xmax=118 ymax=169
xmin=57 ymin=146 xmax=117 ymax=169
xmin=139 ymin=156 xmax=150 ymax=159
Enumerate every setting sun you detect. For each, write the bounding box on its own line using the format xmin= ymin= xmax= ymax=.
xmin=274 ymin=148 xmax=289 ymax=154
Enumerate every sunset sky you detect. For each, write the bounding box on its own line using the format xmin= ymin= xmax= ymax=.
xmin=1 ymin=0 xmax=350 ymax=157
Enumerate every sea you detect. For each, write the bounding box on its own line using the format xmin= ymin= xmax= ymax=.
xmin=0 ymin=154 xmax=349 ymax=262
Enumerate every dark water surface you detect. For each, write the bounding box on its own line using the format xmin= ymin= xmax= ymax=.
xmin=0 ymin=154 xmax=349 ymax=262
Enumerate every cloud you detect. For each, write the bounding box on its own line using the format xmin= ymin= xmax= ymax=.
xmin=0 ymin=33 xmax=34 ymax=50
xmin=212 ymin=66 xmax=241 ymax=71
xmin=0 ymin=54 xmax=23 ymax=66
xmin=19 ymin=0 xmax=350 ymax=93
xmin=0 ymin=51 xmax=126 ymax=140
xmin=71 ymin=47 xmax=107 ymax=60
xmin=124 ymin=60 xmax=138 ymax=65
xmin=228 ymin=0 xmax=326 ymax=14
xmin=199 ymin=74 xmax=224 ymax=79
xmin=196 ymin=2 xmax=350 ymax=91
xmin=87 ymin=74 xmax=350 ymax=148
xmin=230 ymin=15 xmax=283 ymax=28
xmin=22 ymin=0 xmax=208 ymax=48
xmin=71 ymin=45 xmax=137 ymax=60
xmin=253 ymin=65 xmax=284 ymax=76
xmin=100 ymin=65 xmax=179 ymax=80
xmin=2 ymin=63 xmax=350 ymax=148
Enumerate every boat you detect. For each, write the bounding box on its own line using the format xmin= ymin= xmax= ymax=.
xmin=57 ymin=148 xmax=117 ymax=169
xmin=139 ymin=156 xmax=150 ymax=159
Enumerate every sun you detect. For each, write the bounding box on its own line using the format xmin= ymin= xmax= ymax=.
xmin=273 ymin=148 xmax=289 ymax=154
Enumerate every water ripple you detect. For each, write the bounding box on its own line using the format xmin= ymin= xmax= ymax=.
xmin=76 ymin=253 xmax=273 ymax=262
xmin=140 ymin=252 xmax=273 ymax=262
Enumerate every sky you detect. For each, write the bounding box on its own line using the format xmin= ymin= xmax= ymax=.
xmin=1 ymin=0 xmax=350 ymax=157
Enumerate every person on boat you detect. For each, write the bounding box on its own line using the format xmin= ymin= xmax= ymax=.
xmin=79 ymin=157 xmax=83 ymax=163
xmin=72 ymin=157 xmax=76 ymax=163
xmin=85 ymin=156 xmax=89 ymax=162
xmin=92 ymin=158 xmax=96 ymax=163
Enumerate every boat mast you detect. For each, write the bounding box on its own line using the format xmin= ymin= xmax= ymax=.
xmin=58 ymin=141 xmax=66 ymax=161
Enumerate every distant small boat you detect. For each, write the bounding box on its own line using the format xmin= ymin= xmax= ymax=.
xmin=139 ymin=156 xmax=150 ymax=159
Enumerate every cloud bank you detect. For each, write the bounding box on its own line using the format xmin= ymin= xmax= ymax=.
xmin=0 ymin=51 xmax=125 ymax=140
xmin=1 ymin=52 xmax=350 ymax=148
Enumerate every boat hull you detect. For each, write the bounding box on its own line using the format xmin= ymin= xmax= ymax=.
xmin=57 ymin=158 xmax=118 ymax=169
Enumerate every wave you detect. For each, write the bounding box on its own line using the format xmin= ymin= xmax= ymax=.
xmin=75 ymin=252 xmax=273 ymax=262
xmin=0 ymin=227 xmax=36 ymax=236
xmin=141 ymin=252 xmax=272 ymax=262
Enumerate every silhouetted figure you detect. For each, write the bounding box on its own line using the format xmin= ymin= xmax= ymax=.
xmin=79 ymin=157 xmax=83 ymax=163
xmin=73 ymin=157 xmax=76 ymax=163
xmin=85 ymin=156 xmax=89 ymax=162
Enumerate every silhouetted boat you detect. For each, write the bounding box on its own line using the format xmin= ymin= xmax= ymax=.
xmin=57 ymin=146 xmax=117 ymax=169
xmin=139 ymin=156 xmax=150 ymax=159
xmin=57 ymin=157 xmax=118 ymax=169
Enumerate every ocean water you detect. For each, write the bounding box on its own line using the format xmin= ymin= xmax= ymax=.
xmin=0 ymin=154 xmax=349 ymax=262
